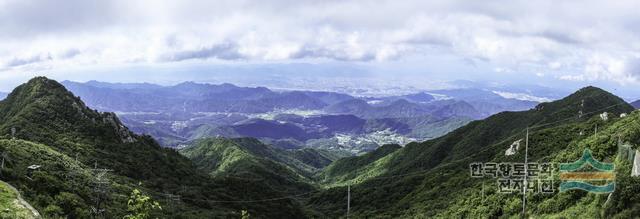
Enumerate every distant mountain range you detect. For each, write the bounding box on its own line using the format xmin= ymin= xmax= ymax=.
xmin=631 ymin=99 xmax=640 ymax=109
xmin=62 ymin=80 xmax=542 ymax=152
xmin=62 ymin=80 xmax=350 ymax=113
xmin=325 ymin=98 xmax=482 ymax=119
xmin=428 ymin=88 xmax=539 ymax=117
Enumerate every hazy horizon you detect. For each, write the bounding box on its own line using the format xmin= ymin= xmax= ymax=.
xmin=2 ymin=0 xmax=640 ymax=98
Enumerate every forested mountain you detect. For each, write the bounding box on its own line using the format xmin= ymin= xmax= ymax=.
xmin=1 ymin=77 xmax=638 ymax=218
xmin=317 ymin=144 xmax=402 ymax=185
xmin=0 ymin=77 xmax=314 ymax=218
xmin=181 ymin=137 xmax=346 ymax=178
xmin=306 ymin=86 xmax=639 ymax=217
xmin=180 ymin=137 xmax=346 ymax=196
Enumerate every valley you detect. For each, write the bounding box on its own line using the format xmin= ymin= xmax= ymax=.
xmin=61 ymin=80 xmax=538 ymax=154
xmin=0 ymin=77 xmax=638 ymax=218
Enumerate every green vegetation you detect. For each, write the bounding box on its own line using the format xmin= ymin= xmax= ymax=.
xmin=181 ymin=137 xmax=347 ymax=177
xmin=0 ymin=180 xmax=38 ymax=219
xmin=0 ymin=139 xmax=94 ymax=218
xmin=289 ymin=148 xmax=348 ymax=169
xmin=124 ymin=188 xmax=162 ymax=219
xmin=0 ymin=77 xmax=311 ymax=218
xmin=180 ymin=137 xmax=315 ymax=193
xmin=2 ymin=77 xmax=640 ymax=218
xmin=318 ymin=144 xmax=401 ymax=186
xmin=305 ymin=86 xmax=639 ymax=218
xmin=241 ymin=209 xmax=250 ymax=219
xmin=399 ymin=116 xmax=473 ymax=139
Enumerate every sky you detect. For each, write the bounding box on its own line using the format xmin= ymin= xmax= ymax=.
xmin=1 ymin=0 xmax=640 ymax=99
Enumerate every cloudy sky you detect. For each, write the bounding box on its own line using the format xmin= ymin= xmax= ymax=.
xmin=1 ymin=0 xmax=640 ymax=97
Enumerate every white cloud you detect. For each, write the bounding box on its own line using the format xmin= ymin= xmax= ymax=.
xmin=0 ymin=0 xmax=639 ymax=86
xmin=548 ymin=62 xmax=562 ymax=70
xmin=493 ymin=91 xmax=552 ymax=102
xmin=559 ymin=54 xmax=640 ymax=85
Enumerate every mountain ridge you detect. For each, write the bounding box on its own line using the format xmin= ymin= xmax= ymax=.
xmin=307 ymin=85 xmax=635 ymax=217
xmin=0 ymin=77 xmax=310 ymax=218
xmin=630 ymin=99 xmax=640 ymax=109
xmin=428 ymin=88 xmax=539 ymax=117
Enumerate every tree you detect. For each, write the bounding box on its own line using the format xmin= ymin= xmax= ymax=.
xmin=123 ymin=188 xmax=162 ymax=219
xmin=241 ymin=210 xmax=250 ymax=219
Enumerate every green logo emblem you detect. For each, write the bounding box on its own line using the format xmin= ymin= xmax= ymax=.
xmin=559 ymin=149 xmax=615 ymax=193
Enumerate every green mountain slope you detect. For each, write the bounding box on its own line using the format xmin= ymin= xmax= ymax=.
xmin=181 ymin=138 xmax=308 ymax=183
xmin=0 ymin=77 xmax=309 ymax=218
xmin=180 ymin=137 xmax=349 ymax=194
xmin=434 ymin=110 xmax=640 ymax=218
xmin=289 ymin=147 xmax=349 ymax=169
xmin=318 ymin=144 xmax=401 ymax=186
xmin=0 ymin=180 xmax=39 ymax=218
xmin=181 ymin=137 xmax=358 ymax=218
xmin=306 ymin=86 xmax=636 ymax=217
xmin=181 ymin=137 xmax=344 ymax=176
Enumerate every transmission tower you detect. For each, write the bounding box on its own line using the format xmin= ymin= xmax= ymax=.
xmin=162 ymin=193 xmax=181 ymax=210
xmin=91 ymin=162 xmax=112 ymax=219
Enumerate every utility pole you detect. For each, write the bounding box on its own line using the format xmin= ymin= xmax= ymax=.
xmin=1 ymin=152 xmax=5 ymax=170
xmin=0 ymin=152 xmax=6 ymax=177
xmin=481 ymin=182 xmax=484 ymax=202
xmin=347 ymin=184 xmax=351 ymax=218
xmin=91 ymin=162 xmax=112 ymax=219
xmin=522 ymin=127 xmax=529 ymax=218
